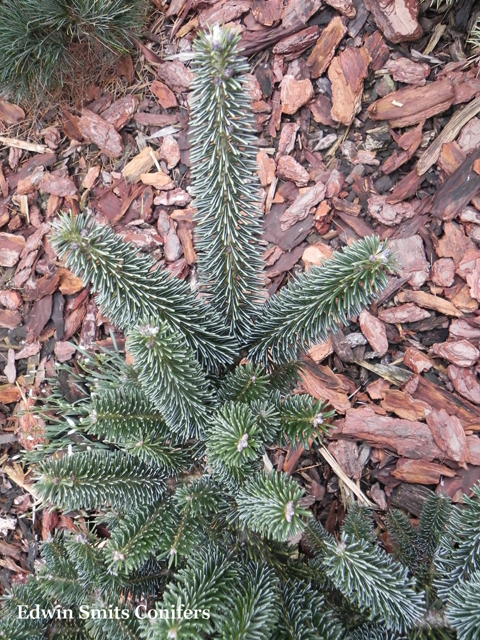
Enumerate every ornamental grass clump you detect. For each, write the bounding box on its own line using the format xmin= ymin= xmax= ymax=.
xmin=0 ymin=0 xmax=149 ymax=99
xmin=2 ymin=24 xmax=478 ymax=640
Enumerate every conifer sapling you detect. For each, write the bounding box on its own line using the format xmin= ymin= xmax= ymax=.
xmin=190 ymin=25 xmax=265 ymax=338
xmin=0 ymin=23 xmax=442 ymax=640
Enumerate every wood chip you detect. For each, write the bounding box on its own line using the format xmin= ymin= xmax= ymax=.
xmin=42 ymin=134 xmax=63 ymax=157
xmin=78 ymin=109 xmax=124 ymax=158
xmin=58 ymin=268 xmax=84 ymax=295
xmin=140 ymin=171 xmax=173 ymax=189
xmin=253 ymin=0 xmax=283 ymax=26
xmin=0 ymin=384 xmax=22 ymax=404
xmin=411 ymin=374 xmax=480 ymax=426
xmin=426 ymin=409 xmax=468 ymax=463
xmin=0 ymin=233 xmax=25 ymax=267
xmin=359 ymin=310 xmax=388 ymax=356
xmin=156 ymin=60 xmax=193 ymax=92
xmin=404 ymin=346 xmax=433 ymax=374
xmin=101 ymin=95 xmax=138 ymax=131
xmin=177 ymin=225 xmax=197 ymax=265
xmin=432 ymin=148 xmax=480 ymax=221
xmin=257 ymin=150 xmax=276 ymax=187
xmin=336 ymin=406 xmax=443 ymax=460
xmin=64 ymin=302 xmax=87 ymax=341
xmin=122 ymin=147 xmax=160 ymax=184
xmin=378 ymin=303 xmax=430 ymax=324
xmin=367 ymin=377 xmax=391 ymax=399
xmin=329 ymin=46 xmax=371 ymax=126
xmin=393 ymin=459 xmax=456 ymax=484
xmin=15 ymin=342 xmax=41 ymax=360
xmin=282 ymin=0 xmax=322 ymax=28
xmin=0 ymin=539 xmax=22 ymax=561
xmin=301 ymin=364 xmax=351 ymax=413
xmin=364 ymin=30 xmax=390 ymax=71
xmin=450 ymin=319 xmax=480 ymax=341
xmin=431 ymin=257 xmax=455 ymax=287
xmin=448 ymin=284 xmax=478 ymax=314
xmin=310 ymin=94 xmax=336 ymax=126
xmin=0 ymin=309 xmax=21 ymax=329
xmin=276 ymin=155 xmax=310 ymax=186
xmin=448 ymin=364 xmax=480 ymax=405
xmin=0 ymin=290 xmax=22 ymax=310
xmin=363 ymin=0 xmax=423 ymax=43
xmin=328 ymin=440 xmax=362 ymax=479
xmin=116 ymin=54 xmax=135 ymax=83
xmin=370 ymin=483 xmax=388 ymax=509
xmin=438 ymin=141 xmax=466 ymax=176
xmin=383 ymin=121 xmax=424 ymax=175
xmin=457 ymin=250 xmax=480 ymax=302
xmin=25 ymin=295 xmax=53 ymax=338
xmin=325 ymin=0 xmax=356 ymax=17
xmin=467 ymin=435 xmax=480 ymax=465
xmin=458 ymin=117 xmax=480 ymax=153
xmin=382 ymin=389 xmax=430 ymax=421
xmin=164 ymin=232 xmax=183 ymax=262
xmin=154 ymin=188 xmax=192 ymax=207
xmin=151 ymin=80 xmax=178 ymax=109
xmin=417 ymin=95 xmax=480 ymax=175
xmin=279 ymin=182 xmax=325 ymax=231
xmin=280 ymin=75 xmax=314 ymax=115
xmin=387 ymin=169 xmax=422 ymax=204
xmin=198 ymin=0 xmax=251 ymax=27
xmin=386 ymin=58 xmax=430 ymax=86
xmin=17 ymin=399 xmax=46 ymax=450
xmin=40 ymin=172 xmax=77 ymax=197
xmin=307 ymin=16 xmax=347 ymax=78
xmin=277 ymin=123 xmax=299 ymax=157
xmin=432 ymin=340 xmax=480 ymax=368
xmin=134 ymin=112 xmax=178 ymax=127
xmin=368 ymin=195 xmax=415 ymax=226
xmin=308 ymin=339 xmax=334 ymax=363
xmin=0 ymin=100 xmax=25 ymax=124
xmin=435 ymin=221 xmax=475 ymax=265
xmin=272 ymin=25 xmax=320 ymax=55
xmin=397 ymin=289 xmax=462 ymax=317
xmin=160 ymin=135 xmax=180 ymax=169
xmin=82 ymin=165 xmax=101 ymax=190
xmin=54 ymin=341 xmax=77 ymax=363
xmin=368 ymin=79 xmax=455 ymax=128
xmin=388 ymin=235 xmax=429 ymax=289
xmin=302 ymin=242 xmax=334 ymax=269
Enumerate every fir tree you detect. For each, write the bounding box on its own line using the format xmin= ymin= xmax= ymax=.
xmin=205 ymin=402 xmax=270 ymax=485
xmin=218 ymin=364 xmax=271 ymax=404
xmin=35 ymin=449 xmax=167 ymax=511
xmin=127 ymin=320 xmax=215 ymax=437
xmin=142 ymin=547 xmax=239 ymax=640
xmin=321 ymin=534 xmax=425 ymax=632
xmin=446 ymin=572 xmax=480 ymax=640
xmin=216 ymin=563 xmax=279 ymax=640
xmin=249 ymin=236 xmax=395 ymax=365
xmin=435 ymin=484 xmax=480 ymax=595
xmin=277 ymin=394 xmax=335 ymax=449
xmin=51 ymin=212 xmax=237 ymax=370
xmin=236 ymin=473 xmax=312 ymax=542
xmin=276 ymin=581 xmax=344 ymax=640
xmin=190 ymin=25 xmax=265 ymax=338
xmin=387 ymin=493 xmax=452 ymax=590
xmin=3 ymin=23 xmax=470 ymax=640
